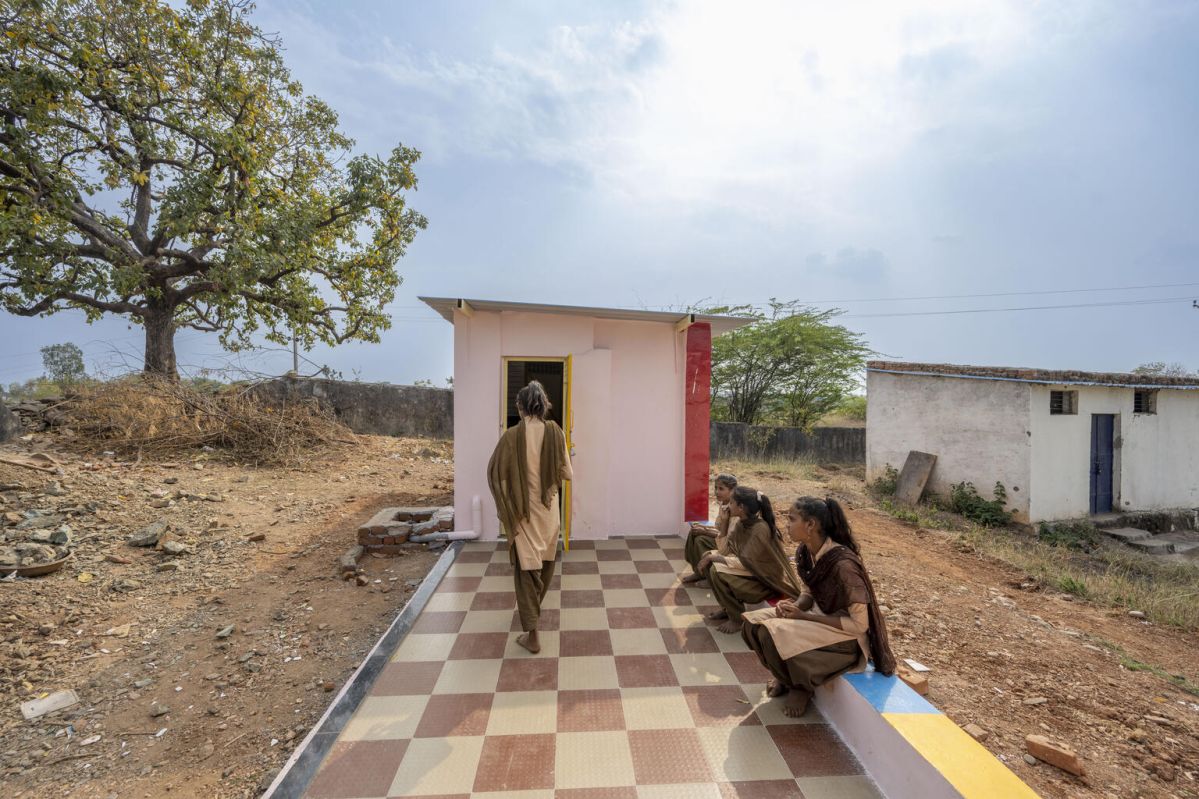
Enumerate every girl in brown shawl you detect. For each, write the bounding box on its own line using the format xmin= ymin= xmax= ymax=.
xmin=741 ymin=496 xmax=896 ymax=717
xmin=700 ymin=487 xmax=803 ymax=634
xmin=486 ymin=381 xmax=572 ymax=654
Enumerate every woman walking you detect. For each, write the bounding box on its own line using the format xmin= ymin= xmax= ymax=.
xmin=741 ymin=496 xmax=896 ymax=717
xmin=486 ymin=381 xmax=573 ymax=654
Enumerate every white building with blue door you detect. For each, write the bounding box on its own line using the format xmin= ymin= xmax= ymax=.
xmin=865 ymin=361 xmax=1199 ymax=523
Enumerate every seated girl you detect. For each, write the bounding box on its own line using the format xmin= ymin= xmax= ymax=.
xmin=741 ymin=496 xmax=896 ymax=717
xmin=699 ymin=487 xmax=802 ymax=634
xmin=682 ymin=473 xmax=738 ymax=585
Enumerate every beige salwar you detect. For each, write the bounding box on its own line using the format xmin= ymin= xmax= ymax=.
xmin=510 ymin=417 xmax=574 ymax=572
xmin=741 ymin=538 xmax=871 ymax=677
xmin=742 ymin=625 xmax=859 ymax=694
xmin=709 ymin=570 xmax=777 ymax=622
xmin=511 ymin=546 xmax=557 ymax=632
xmin=687 ymin=505 xmax=741 ymax=576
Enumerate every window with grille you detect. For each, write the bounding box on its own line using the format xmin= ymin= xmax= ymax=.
xmin=1050 ymin=390 xmax=1077 ymax=415
xmin=1134 ymin=389 xmax=1157 ymax=414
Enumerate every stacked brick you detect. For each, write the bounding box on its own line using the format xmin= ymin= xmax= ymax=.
xmin=357 ymin=506 xmax=454 ymax=554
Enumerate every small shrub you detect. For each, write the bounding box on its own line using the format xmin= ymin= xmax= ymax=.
xmin=870 ymin=464 xmax=899 ymax=497
xmin=949 ymin=481 xmax=1013 ymax=527
xmin=1057 ymin=575 xmax=1090 ymax=598
xmin=835 ymin=395 xmax=867 ymax=421
xmin=881 ymin=500 xmax=919 ymax=524
xmin=1038 ymin=521 xmax=1101 ymax=552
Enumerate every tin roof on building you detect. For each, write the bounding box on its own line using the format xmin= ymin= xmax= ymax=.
xmin=419 ymin=296 xmax=753 ymax=335
xmin=867 ymin=361 xmax=1199 ymax=389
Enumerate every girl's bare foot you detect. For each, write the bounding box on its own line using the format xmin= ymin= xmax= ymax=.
xmin=706 ymin=609 xmax=729 ymax=621
xmin=516 ymin=631 xmax=541 ymax=654
xmin=716 ymin=619 xmax=741 ymax=634
xmin=681 ymin=572 xmax=703 ymax=584
xmin=767 ymin=680 xmax=789 ymax=698
xmin=782 ymin=690 xmax=811 ymax=718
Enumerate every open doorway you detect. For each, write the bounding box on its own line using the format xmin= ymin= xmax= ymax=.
xmin=504 ymin=359 xmax=565 ymax=429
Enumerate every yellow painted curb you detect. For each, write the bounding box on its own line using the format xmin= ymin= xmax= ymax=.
xmin=883 ymin=713 xmax=1041 ymax=799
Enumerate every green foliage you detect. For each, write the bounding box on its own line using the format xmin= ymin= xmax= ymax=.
xmin=881 ymin=500 xmax=919 ymax=525
xmin=869 ymin=464 xmax=899 ymax=496
xmin=704 ymin=300 xmax=870 ymax=428
xmin=4 ymin=377 xmax=63 ymax=401
xmin=745 ymin=426 xmax=776 ymax=458
xmin=949 ymin=481 xmax=1013 ymax=527
xmin=1057 ymin=575 xmax=1090 ymax=598
xmin=1132 ymin=361 xmax=1195 ymax=378
xmin=833 ymin=395 xmax=866 ymax=421
xmin=1038 ymin=520 xmax=1101 ymax=552
xmin=0 ymin=0 xmax=427 ymax=377
xmin=41 ymin=343 xmax=86 ymax=385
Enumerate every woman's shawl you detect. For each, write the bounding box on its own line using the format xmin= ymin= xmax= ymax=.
xmin=796 ymin=543 xmax=897 ymax=675
xmin=486 ymin=419 xmax=567 ymax=536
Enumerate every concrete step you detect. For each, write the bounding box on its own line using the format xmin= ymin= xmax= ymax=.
xmin=1151 ymin=532 xmax=1199 ymax=555
xmin=1128 ymin=537 xmax=1178 ymax=554
xmin=1102 ymin=527 xmax=1152 ymax=543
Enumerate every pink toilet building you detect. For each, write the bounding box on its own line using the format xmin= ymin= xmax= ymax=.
xmin=420 ymin=297 xmax=750 ymax=544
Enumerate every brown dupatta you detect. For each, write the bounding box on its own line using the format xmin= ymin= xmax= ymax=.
xmin=486 ymin=419 xmax=567 ymax=537
xmin=727 ymin=516 xmax=803 ymax=599
xmin=796 ymin=544 xmax=897 ymax=675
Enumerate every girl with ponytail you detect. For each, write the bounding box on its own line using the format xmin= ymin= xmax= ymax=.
xmin=699 ymin=486 xmax=803 ymax=634
xmin=740 ymin=496 xmax=896 ymax=718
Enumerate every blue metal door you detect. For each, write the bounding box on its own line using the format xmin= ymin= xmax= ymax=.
xmin=1090 ymin=414 xmax=1114 ymax=514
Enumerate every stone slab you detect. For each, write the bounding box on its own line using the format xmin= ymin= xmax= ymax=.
xmin=1102 ymin=527 xmax=1151 ymax=543
xmin=894 ymin=451 xmax=937 ymax=506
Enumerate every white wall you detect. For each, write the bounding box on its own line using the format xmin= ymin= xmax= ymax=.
xmin=866 ymin=371 xmax=1032 ymax=521
xmin=452 ymin=309 xmax=686 ymax=539
xmin=1029 ymin=385 xmax=1199 ymax=520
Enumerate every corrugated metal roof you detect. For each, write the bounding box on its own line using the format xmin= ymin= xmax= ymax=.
xmin=418 ymin=296 xmax=753 ymax=335
xmin=867 ymin=361 xmax=1199 ymax=390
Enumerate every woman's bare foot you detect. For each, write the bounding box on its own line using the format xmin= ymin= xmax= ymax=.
xmin=767 ymin=680 xmax=789 ymax=698
xmin=516 ymin=631 xmax=541 ymax=654
xmin=706 ymin=608 xmax=729 ymax=621
xmin=782 ymin=690 xmax=811 ymax=718
xmin=695 ymin=579 xmax=710 ymax=589
xmin=681 ymin=572 xmax=704 ymax=584
xmin=716 ymin=619 xmax=741 ymax=634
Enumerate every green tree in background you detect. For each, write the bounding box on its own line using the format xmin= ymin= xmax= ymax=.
xmin=41 ymin=342 xmax=85 ymax=385
xmin=706 ymin=300 xmax=870 ymax=428
xmin=1133 ymin=362 xmax=1195 ymax=378
xmin=1 ymin=0 xmax=426 ymax=378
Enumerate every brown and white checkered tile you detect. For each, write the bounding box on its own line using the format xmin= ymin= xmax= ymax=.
xmin=302 ymin=539 xmax=880 ymax=799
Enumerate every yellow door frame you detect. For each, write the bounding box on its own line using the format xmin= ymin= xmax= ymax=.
xmin=500 ymin=356 xmax=572 ymax=551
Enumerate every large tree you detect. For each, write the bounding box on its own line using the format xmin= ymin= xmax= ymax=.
xmin=707 ymin=300 xmax=870 ymax=428
xmin=0 ymin=0 xmax=426 ymax=377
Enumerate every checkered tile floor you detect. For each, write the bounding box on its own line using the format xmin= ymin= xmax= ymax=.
xmin=304 ymin=538 xmax=884 ymax=799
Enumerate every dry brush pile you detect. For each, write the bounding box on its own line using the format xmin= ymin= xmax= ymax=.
xmin=58 ymin=378 xmax=353 ymax=465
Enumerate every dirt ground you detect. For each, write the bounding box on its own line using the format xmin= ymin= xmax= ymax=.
xmin=1 ymin=434 xmax=451 ymax=799
xmin=731 ymin=462 xmax=1198 ymax=799
xmin=3 ymin=435 xmax=1196 ymax=799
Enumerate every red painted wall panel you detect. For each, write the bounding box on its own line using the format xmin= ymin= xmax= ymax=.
xmin=684 ymin=323 xmax=712 ymax=522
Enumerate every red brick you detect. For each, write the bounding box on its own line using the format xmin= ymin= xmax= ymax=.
xmin=1025 ymin=735 xmax=1085 ymax=776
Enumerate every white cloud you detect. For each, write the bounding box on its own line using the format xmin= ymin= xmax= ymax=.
xmin=342 ymin=2 xmax=1048 ymax=220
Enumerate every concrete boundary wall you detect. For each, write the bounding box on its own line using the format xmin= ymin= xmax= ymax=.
xmin=254 ymin=377 xmax=453 ymax=440
xmin=711 ymin=421 xmax=865 ymax=464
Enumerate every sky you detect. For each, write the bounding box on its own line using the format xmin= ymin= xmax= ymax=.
xmin=3 ymin=0 xmax=1199 ymax=386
